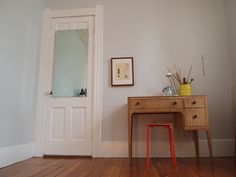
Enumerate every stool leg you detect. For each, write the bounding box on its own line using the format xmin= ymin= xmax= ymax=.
xmin=168 ymin=126 xmax=177 ymax=169
xmin=146 ymin=126 xmax=150 ymax=170
xmin=168 ymin=126 xmax=174 ymax=158
xmin=168 ymin=126 xmax=174 ymax=164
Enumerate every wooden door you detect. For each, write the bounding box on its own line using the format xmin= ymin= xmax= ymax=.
xmin=43 ymin=16 xmax=94 ymax=155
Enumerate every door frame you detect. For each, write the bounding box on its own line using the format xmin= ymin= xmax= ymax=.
xmin=35 ymin=5 xmax=103 ymax=157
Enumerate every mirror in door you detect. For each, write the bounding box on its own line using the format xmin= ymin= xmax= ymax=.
xmin=52 ymin=29 xmax=89 ymax=97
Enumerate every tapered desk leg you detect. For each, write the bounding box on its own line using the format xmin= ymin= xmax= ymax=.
xmin=128 ymin=113 xmax=133 ymax=159
xmin=235 ymin=136 xmax=236 ymax=162
xmin=193 ymin=130 xmax=199 ymax=158
xmin=192 ymin=129 xmax=212 ymax=158
xmin=205 ymin=129 xmax=213 ymax=158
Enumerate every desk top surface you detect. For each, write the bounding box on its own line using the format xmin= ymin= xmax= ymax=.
xmin=128 ymin=95 xmax=206 ymax=99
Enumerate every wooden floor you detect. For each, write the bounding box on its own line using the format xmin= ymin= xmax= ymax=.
xmin=0 ymin=157 xmax=235 ymax=177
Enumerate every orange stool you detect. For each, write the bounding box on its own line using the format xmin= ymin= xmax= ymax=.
xmin=145 ymin=123 xmax=177 ymax=170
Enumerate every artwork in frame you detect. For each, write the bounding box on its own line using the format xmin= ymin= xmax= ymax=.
xmin=111 ymin=57 xmax=134 ymax=86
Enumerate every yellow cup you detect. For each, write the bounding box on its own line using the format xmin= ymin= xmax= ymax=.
xmin=180 ymin=84 xmax=192 ymax=96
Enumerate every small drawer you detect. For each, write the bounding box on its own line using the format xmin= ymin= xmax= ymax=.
xmin=184 ymin=108 xmax=207 ymax=127
xmin=131 ymin=100 xmax=143 ymax=108
xmin=183 ymin=96 xmax=205 ymax=108
xmin=130 ymin=99 xmax=182 ymax=109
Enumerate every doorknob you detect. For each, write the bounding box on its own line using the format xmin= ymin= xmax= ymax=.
xmin=48 ymin=91 xmax=53 ymax=95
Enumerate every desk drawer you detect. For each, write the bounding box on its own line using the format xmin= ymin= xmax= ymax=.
xmin=184 ymin=108 xmax=206 ymax=127
xmin=130 ymin=99 xmax=182 ymax=109
xmin=183 ymin=96 xmax=205 ymax=108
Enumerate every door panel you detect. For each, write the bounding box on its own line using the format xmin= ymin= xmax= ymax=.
xmin=50 ymin=107 xmax=65 ymax=141
xmin=43 ymin=16 xmax=94 ymax=156
xmin=70 ymin=107 xmax=86 ymax=140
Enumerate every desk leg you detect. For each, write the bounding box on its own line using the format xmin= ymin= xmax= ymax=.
xmin=193 ymin=130 xmax=199 ymax=158
xmin=235 ymin=136 xmax=236 ymax=162
xmin=205 ymin=129 xmax=213 ymax=158
xmin=128 ymin=113 xmax=133 ymax=159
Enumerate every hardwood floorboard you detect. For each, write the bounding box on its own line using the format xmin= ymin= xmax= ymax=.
xmin=30 ymin=159 xmax=67 ymax=177
xmin=56 ymin=158 xmax=92 ymax=177
xmin=0 ymin=157 xmax=235 ymax=177
xmin=55 ymin=159 xmax=84 ymax=177
xmin=0 ymin=158 xmax=58 ymax=177
xmin=43 ymin=159 xmax=78 ymax=177
xmin=99 ymin=158 xmax=122 ymax=177
xmin=87 ymin=158 xmax=111 ymax=177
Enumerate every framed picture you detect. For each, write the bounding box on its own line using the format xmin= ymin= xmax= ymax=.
xmin=111 ymin=57 xmax=134 ymax=86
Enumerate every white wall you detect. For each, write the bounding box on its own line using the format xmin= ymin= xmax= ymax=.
xmin=0 ymin=0 xmax=43 ymax=148
xmin=44 ymin=0 xmax=234 ymax=156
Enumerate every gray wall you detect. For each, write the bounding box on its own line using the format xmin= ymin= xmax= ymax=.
xmin=225 ymin=0 xmax=236 ymax=136
xmin=44 ymin=0 xmax=234 ymax=145
xmin=0 ymin=0 xmax=43 ymax=148
xmin=0 ymin=0 xmax=234 ymax=155
xmin=225 ymin=0 xmax=236 ymax=77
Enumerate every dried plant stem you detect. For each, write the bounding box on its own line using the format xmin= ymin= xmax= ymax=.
xmin=187 ymin=65 xmax=192 ymax=83
xmin=179 ymin=68 xmax=181 ymax=79
xmin=175 ymin=72 xmax=182 ymax=84
xmin=166 ymin=68 xmax=182 ymax=84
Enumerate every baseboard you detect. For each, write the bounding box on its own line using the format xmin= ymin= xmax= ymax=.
xmin=102 ymin=139 xmax=235 ymax=157
xmin=0 ymin=143 xmax=34 ymax=168
xmin=0 ymin=140 xmax=232 ymax=165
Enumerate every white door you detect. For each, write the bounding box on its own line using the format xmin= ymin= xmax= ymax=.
xmin=43 ymin=16 xmax=94 ymax=155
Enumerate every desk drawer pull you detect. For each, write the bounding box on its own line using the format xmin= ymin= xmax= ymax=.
xmin=192 ymin=101 xmax=197 ymax=105
xmin=192 ymin=115 xmax=198 ymax=119
xmin=135 ymin=102 xmax=140 ymax=106
xmin=172 ymin=101 xmax=177 ymax=105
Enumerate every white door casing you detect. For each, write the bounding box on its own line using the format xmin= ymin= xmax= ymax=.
xmin=35 ymin=6 xmax=103 ymax=157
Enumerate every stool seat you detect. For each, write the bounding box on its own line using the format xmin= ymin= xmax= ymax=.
xmin=145 ymin=123 xmax=177 ymax=170
xmin=145 ymin=123 xmax=174 ymax=127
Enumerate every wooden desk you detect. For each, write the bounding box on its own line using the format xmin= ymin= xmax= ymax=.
xmin=128 ymin=95 xmax=212 ymax=159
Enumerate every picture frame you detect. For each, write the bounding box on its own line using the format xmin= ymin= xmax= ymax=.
xmin=111 ymin=57 xmax=134 ymax=86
